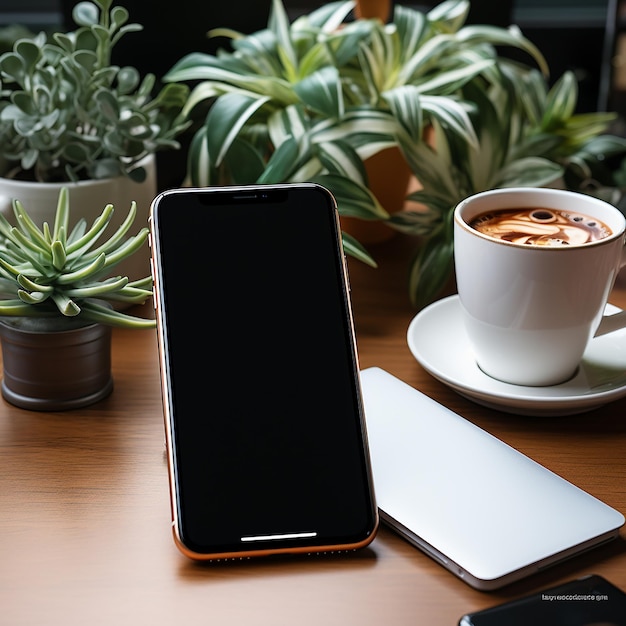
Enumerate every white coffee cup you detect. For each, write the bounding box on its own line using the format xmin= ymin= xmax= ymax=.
xmin=454 ymin=187 xmax=626 ymax=387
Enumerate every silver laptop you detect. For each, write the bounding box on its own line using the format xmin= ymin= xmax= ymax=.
xmin=360 ymin=367 xmax=625 ymax=590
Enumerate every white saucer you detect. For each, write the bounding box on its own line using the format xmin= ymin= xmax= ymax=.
xmin=407 ymin=295 xmax=626 ymax=416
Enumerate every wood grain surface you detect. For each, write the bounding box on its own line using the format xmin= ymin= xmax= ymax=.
xmin=2 ymin=233 xmax=625 ymax=625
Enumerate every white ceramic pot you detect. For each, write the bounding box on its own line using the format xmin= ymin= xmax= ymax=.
xmin=0 ymin=155 xmax=157 ymax=283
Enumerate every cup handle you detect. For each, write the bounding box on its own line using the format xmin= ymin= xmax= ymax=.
xmin=596 ymin=244 xmax=626 ymax=336
xmin=595 ymin=310 xmax=626 ymax=337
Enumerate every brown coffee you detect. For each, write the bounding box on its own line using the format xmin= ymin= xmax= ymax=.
xmin=469 ymin=207 xmax=613 ymax=246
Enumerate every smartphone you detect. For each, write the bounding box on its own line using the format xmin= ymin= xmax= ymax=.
xmin=459 ymin=574 xmax=626 ymax=625
xmin=149 ymin=183 xmax=378 ymax=560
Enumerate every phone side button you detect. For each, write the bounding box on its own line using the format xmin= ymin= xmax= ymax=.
xmin=149 ymin=259 xmax=158 ymax=310
xmin=341 ymin=255 xmax=350 ymax=292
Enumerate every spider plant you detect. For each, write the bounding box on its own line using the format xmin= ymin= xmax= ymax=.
xmin=165 ymin=0 xmax=390 ymax=265
xmin=163 ymin=0 xmax=550 ymax=269
xmin=166 ymin=0 xmax=625 ymax=312
xmin=391 ymin=66 xmax=626 ymax=310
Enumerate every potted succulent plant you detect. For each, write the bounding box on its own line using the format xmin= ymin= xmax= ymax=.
xmin=0 ymin=187 xmax=154 ymax=410
xmin=162 ymin=0 xmax=547 ymax=264
xmin=0 ymin=0 xmax=189 ymax=281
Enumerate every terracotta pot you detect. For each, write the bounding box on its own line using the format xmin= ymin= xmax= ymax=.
xmin=355 ymin=0 xmax=391 ymax=21
xmin=0 ymin=320 xmax=113 ymax=411
xmin=0 ymin=155 xmax=157 ymax=284
xmin=341 ymin=146 xmax=413 ymax=245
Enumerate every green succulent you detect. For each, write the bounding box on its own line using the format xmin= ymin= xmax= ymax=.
xmin=0 ymin=0 xmax=190 ymax=183
xmin=0 ymin=187 xmax=155 ymax=329
xmin=0 ymin=24 xmax=36 ymax=56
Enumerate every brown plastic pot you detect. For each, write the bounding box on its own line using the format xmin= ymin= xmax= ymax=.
xmin=0 ymin=319 xmax=113 ymax=411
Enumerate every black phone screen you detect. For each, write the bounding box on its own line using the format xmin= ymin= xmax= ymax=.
xmin=150 ymin=184 xmax=377 ymax=557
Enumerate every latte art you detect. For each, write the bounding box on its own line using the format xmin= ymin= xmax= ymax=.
xmin=469 ymin=207 xmax=612 ymax=246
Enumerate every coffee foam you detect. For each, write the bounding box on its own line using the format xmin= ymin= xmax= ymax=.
xmin=469 ymin=208 xmax=612 ymax=246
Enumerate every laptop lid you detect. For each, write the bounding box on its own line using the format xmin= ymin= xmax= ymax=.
xmin=360 ymin=367 xmax=625 ymax=590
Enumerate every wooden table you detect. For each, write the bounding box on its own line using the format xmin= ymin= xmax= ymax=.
xmin=2 ymin=233 xmax=625 ymax=625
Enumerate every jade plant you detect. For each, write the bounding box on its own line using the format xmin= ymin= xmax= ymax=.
xmin=0 ymin=187 xmax=155 ymax=328
xmin=0 ymin=0 xmax=189 ymax=183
